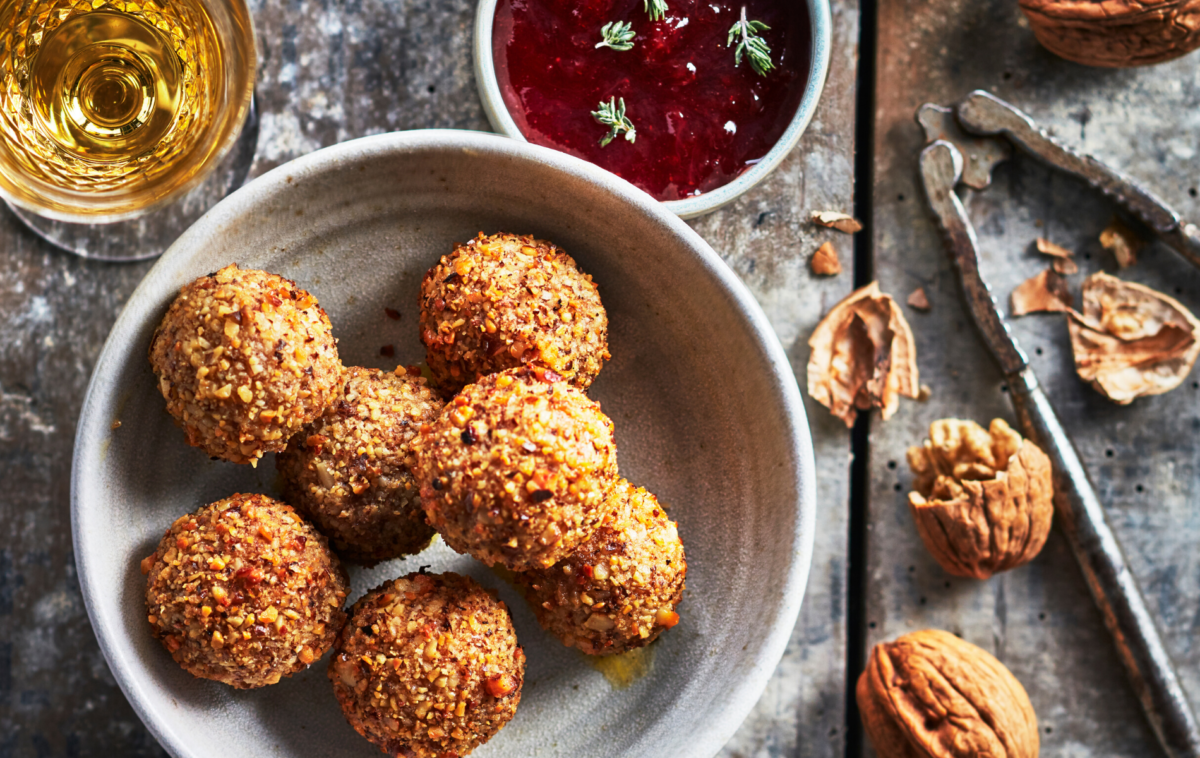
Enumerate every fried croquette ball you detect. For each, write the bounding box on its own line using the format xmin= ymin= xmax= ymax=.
xmin=148 ymin=264 xmax=343 ymax=464
xmin=329 ymin=572 xmax=525 ymax=757
xmin=515 ymin=479 xmax=686 ymax=655
xmin=415 ymin=367 xmax=619 ymax=571
xmin=419 ymin=232 xmax=610 ymax=396
xmin=277 ymin=366 xmax=443 ymax=565
xmin=141 ymin=493 xmax=349 ymax=688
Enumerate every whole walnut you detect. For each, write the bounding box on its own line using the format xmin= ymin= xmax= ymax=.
xmin=1019 ymin=0 xmax=1200 ymax=67
xmin=857 ymin=629 xmax=1039 ymax=758
xmin=906 ymin=418 xmax=1053 ymax=580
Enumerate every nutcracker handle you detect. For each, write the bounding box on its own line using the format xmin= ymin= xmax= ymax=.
xmin=1009 ymin=367 xmax=1200 ymax=758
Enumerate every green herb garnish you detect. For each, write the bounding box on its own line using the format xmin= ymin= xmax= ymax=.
xmin=591 ymin=97 xmax=636 ymax=147
xmin=596 ymin=21 xmax=636 ymax=51
xmin=644 ymin=0 xmax=668 ymax=21
xmin=727 ymin=6 xmax=774 ymax=76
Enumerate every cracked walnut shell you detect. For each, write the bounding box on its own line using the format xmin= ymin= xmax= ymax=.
xmin=1019 ymin=0 xmax=1200 ymax=67
xmin=906 ymin=418 xmax=1053 ymax=580
xmin=857 ymin=629 xmax=1039 ymax=758
xmin=807 ymin=282 xmax=920 ymax=427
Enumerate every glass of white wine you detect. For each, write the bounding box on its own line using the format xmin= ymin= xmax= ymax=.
xmin=0 ymin=0 xmax=256 ymax=260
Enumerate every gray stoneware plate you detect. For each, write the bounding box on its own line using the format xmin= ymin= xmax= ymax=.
xmin=71 ymin=130 xmax=816 ymax=758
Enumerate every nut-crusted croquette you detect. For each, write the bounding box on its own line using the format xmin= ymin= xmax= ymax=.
xmin=516 ymin=479 xmax=686 ymax=655
xmin=329 ymin=572 xmax=525 ymax=758
xmin=415 ymin=367 xmax=619 ymax=571
xmin=277 ymin=366 xmax=443 ymax=565
xmin=419 ymin=232 xmax=610 ymax=396
xmin=148 ymin=264 xmax=343 ymax=464
xmin=141 ymin=493 xmax=350 ymax=688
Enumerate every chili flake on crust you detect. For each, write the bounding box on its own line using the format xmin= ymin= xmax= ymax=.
xmin=415 ymin=367 xmax=619 ymax=571
xmin=515 ymin=479 xmax=686 ymax=656
xmin=419 ymin=232 xmax=610 ymax=397
xmin=141 ymin=493 xmax=349 ymax=689
xmin=148 ymin=264 xmax=344 ymax=465
xmin=328 ymin=572 xmax=525 ymax=758
xmin=277 ymin=366 xmax=443 ymax=565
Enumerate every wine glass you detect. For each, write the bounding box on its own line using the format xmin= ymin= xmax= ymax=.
xmin=0 ymin=0 xmax=257 ymax=260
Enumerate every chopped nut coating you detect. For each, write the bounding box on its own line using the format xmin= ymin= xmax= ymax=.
xmin=277 ymin=367 xmax=443 ymax=564
xmin=416 ymin=367 xmax=619 ymax=571
xmin=419 ymin=232 xmax=610 ymax=396
xmin=515 ymin=479 xmax=686 ymax=655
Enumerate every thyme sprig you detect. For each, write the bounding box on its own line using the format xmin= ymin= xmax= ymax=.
xmin=727 ymin=6 xmax=774 ymax=76
xmin=644 ymin=0 xmax=668 ymax=21
xmin=591 ymin=97 xmax=636 ymax=147
xmin=596 ymin=20 xmax=636 ymax=51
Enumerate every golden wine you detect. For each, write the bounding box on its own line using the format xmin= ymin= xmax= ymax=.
xmin=0 ymin=0 xmax=254 ymax=220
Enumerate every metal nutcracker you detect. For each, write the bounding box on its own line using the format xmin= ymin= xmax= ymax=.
xmin=917 ymin=90 xmax=1200 ymax=758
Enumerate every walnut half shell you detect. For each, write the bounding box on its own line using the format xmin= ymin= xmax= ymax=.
xmin=1019 ymin=0 xmax=1200 ymax=67
xmin=857 ymin=629 xmax=1039 ymax=758
xmin=906 ymin=418 xmax=1054 ymax=580
xmin=807 ymin=282 xmax=919 ymax=428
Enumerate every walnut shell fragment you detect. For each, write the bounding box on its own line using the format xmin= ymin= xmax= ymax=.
xmin=1036 ymin=237 xmax=1079 ymax=274
xmin=857 ymin=629 xmax=1039 ymax=758
xmin=907 ymin=287 xmax=931 ymax=311
xmin=1018 ymin=0 xmax=1200 ymax=67
xmin=1011 ymin=268 xmax=1073 ymax=316
xmin=1068 ymin=271 xmax=1200 ymax=403
xmin=907 ymin=418 xmax=1054 ymax=580
xmin=807 ymin=282 xmax=919 ymax=427
xmin=811 ymin=210 xmax=863 ymax=233
xmin=1100 ymin=218 xmax=1143 ymax=268
xmin=810 ymin=242 xmax=842 ymax=276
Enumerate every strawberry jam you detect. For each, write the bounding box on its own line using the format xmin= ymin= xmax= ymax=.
xmin=493 ymin=0 xmax=811 ymax=202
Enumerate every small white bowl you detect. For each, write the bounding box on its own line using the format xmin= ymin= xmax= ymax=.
xmin=473 ymin=0 xmax=832 ymax=219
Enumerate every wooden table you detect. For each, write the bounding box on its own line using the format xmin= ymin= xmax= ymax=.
xmin=3 ymin=0 xmax=1198 ymax=754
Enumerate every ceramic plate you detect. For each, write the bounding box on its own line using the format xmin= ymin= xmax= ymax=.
xmin=72 ymin=130 xmax=816 ymax=758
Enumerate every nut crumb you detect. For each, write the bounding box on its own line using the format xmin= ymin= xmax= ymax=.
xmin=811 ymin=210 xmax=863 ymax=234
xmin=1099 ymin=219 xmax=1142 ymax=268
xmin=810 ymin=242 xmax=842 ymax=276
xmin=906 ymin=288 xmax=930 ymax=311
xmin=1011 ymin=268 xmax=1072 ymax=316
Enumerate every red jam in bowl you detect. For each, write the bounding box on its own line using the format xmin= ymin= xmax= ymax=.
xmin=493 ymin=0 xmax=812 ymax=202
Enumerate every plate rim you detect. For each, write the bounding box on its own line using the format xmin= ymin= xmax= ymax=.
xmin=70 ymin=128 xmax=818 ymax=758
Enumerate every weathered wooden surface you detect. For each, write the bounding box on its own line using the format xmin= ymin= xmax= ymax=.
xmin=868 ymin=0 xmax=1200 ymax=754
xmin=0 ymin=0 xmax=859 ymax=755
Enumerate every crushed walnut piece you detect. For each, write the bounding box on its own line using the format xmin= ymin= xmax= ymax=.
xmin=1011 ymin=268 xmax=1073 ymax=316
xmin=1035 ymin=238 xmax=1079 ymax=274
xmin=1067 ymin=271 xmax=1200 ymax=403
xmin=907 ymin=288 xmax=931 ymax=312
xmin=811 ymin=210 xmax=863 ymax=234
xmin=807 ymin=282 xmax=920 ymax=427
xmin=328 ymin=572 xmax=525 ymax=758
xmin=143 ymin=493 xmax=349 ymax=688
xmin=515 ymin=479 xmax=686 ymax=656
xmin=1099 ymin=219 xmax=1143 ymax=269
xmin=810 ymin=242 xmax=843 ymax=276
xmin=907 ymin=419 xmax=1053 ymax=579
